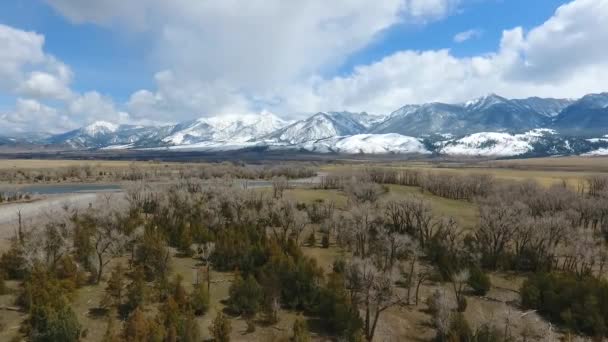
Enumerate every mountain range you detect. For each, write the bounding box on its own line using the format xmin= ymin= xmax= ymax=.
xmin=3 ymin=92 xmax=608 ymax=158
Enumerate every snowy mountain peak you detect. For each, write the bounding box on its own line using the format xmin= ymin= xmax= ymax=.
xmin=465 ymin=93 xmax=507 ymax=109
xmin=163 ymin=112 xmax=288 ymax=145
xmin=83 ymin=121 xmax=120 ymax=136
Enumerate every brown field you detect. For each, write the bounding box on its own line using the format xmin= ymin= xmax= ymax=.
xmin=322 ymin=155 xmax=608 ymax=187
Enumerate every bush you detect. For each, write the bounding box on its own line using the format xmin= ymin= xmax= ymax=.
xmin=228 ymin=274 xmax=263 ymax=317
xmin=467 ymin=267 xmax=491 ymax=296
xmin=209 ymin=312 xmax=231 ymax=342
xmin=521 ymin=272 xmax=608 ymax=337
xmin=445 ymin=313 xmax=472 ymax=342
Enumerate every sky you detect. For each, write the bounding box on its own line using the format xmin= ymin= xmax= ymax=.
xmin=0 ymin=0 xmax=607 ymax=134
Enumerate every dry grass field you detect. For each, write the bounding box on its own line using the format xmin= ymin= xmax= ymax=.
xmin=322 ymin=156 xmax=608 ymax=188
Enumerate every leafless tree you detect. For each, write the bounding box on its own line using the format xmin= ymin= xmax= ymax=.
xmin=345 ymin=258 xmax=404 ymax=341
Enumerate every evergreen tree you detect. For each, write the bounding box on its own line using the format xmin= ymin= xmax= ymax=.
xmin=228 ymin=274 xmax=263 ymax=318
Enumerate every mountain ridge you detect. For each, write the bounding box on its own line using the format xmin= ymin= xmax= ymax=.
xmin=3 ymin=92 xmax=608 ymax=157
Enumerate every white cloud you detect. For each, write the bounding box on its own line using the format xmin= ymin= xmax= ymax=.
xmin=68 ymin=91 xmax=130 ymax=124
xmin=19 ymin=71 xmax=73 ymax=100
xmin=453 ymin=29 xmax=482 ymax=43
xmin=276 ymin=0 xmax=608 ymax=114
xmin=45 ymin=0 xmax=463 ymax=120
xmin=0 ymin=24 xmax=74 ymax=102
xmin=4 ymin=0 xmax=607 ymax=133
xmin=0 ymin=98 xmax=76 ymax=134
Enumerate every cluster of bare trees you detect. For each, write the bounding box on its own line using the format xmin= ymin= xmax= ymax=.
xmin=0 ymin=190 xmax=32 ymax=203
xmin=471 ymin=178 xmax=608 ymax=277
xmin=319 ymin=168 xmax=494 ymax=200
xmin=0 ymin=162 xmax=316 ymax=184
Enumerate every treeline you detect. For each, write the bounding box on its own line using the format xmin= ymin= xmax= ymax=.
xmin=319 ymin=168 xmax=494 ymax=200
xmin=0 ymin=190 xmax=31 ymax=203
xmin=0 ymin=162 xmax=316 ymax=184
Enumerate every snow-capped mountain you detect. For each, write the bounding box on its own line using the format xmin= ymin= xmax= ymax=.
xmin=163 ymin=111 xmax=287 ymax=145
xmin=301 ymin=134 xmax=429 ymax=154
xmin=48 ymin=121 xmax=172 ymax=149
xmin=372 ymin=102 xmax=464 ymax=136
xmin=267 ymin=112 xmax=377 ymax=144
xmin=437 ymin=129 xmax=557 ymax=157
xmin=20 ymin=91 xmax=608 ymax=157
xmin=371 ymin=94 xmax=570 ymax=136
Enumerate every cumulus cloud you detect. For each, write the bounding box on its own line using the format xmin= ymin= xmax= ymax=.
xmin=4 ymin=0 xmax=608 ymax=133
xmin=0 ymin=23 xmax=136 ymax=134
xmin=1 ymin=98 xmax=76 ymax=134
xmin=68 ymin=91 xmax=130 ymax=124
xmin=45 ymin=0 xmax=464 ymax=120
xmin=279 ymin=0 xmax=608 ymax=114
xmin=453 ymin=29 xmax=482 ymax=43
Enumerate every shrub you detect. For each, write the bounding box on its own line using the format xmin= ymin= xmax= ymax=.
xmin=209 ymin=312 xmax=231 ymax=342
xmin=228 ymin=274 xmax=263 ymax=317
xmin=467 ymin=267 xmax=491 ymax=296
xmin=521 ymin=272 xmax=608 ymax=337
xmin=445 ymin=313 xmax=473 ymax=342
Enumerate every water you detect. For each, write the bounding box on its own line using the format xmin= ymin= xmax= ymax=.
xmin=15 ymin=184 xmax=122 ymax=195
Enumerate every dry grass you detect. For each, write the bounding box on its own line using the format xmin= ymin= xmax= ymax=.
xmin=321 ymin=156 xmax=608 ymax=188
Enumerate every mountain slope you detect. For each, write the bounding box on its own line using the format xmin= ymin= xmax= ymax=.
xmin=372 ymin=103 xmax=464 ymax=136
xmin=267 ymin=112 xmax=373 ymax=144
xmin=553 ymin=93 xmax=608 ymax=136
xmin=163 ymin=112 xmax=287 ymax=145
xmin=372 ymin=94 xmax=567 ymax=136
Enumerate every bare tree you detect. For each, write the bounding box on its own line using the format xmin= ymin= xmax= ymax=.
xmin=272 ymin=176 xmax=289 ymax=199
xmin=345 ymin=258 xmax=404 ymax=341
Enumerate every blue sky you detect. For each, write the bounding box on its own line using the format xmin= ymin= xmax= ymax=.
xmin=1 ymin=0 xmax=607 ymax=133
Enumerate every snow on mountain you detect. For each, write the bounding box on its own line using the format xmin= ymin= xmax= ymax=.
xmin=82 ymin=121 xmax=120 ymax=136
xmin=511 ymin=97 xmax=573 ymax=117
xmin=583 ymin=148 xmax=608 ymax=156
xmin=268 ymin=112 xmax=369 ymax=144
xmin=438 ymin=129 xmax=556 ymax=157
xmin=163 ymin=111 xmax=287 ymax=145
xmin=301 ymin=133 xmax=429 ymax=154
xmin=464 ymin=93 xmax=509 ymax=111
xmin=372 ymin=103 xmax=464 ymax=136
